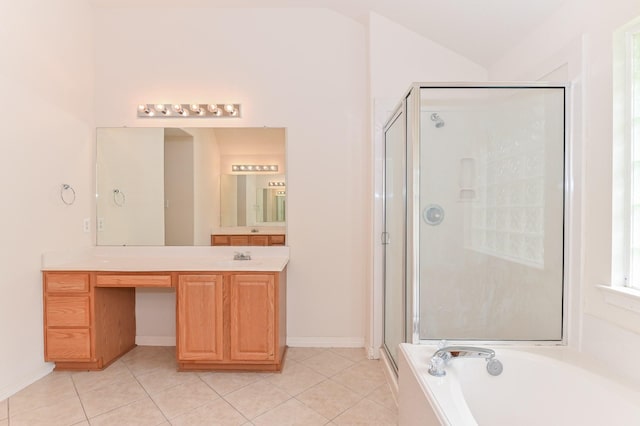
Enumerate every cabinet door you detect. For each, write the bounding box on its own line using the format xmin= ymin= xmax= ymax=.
xmin=268 ymin=235 xmax=285 ymax=246
xmin=249 ymin=235 xmax=269 ymax=246
xmin=229 ymin=274 xmax=276 ymax=361
xmin=229 ymin=236 xmax=250 ymax=246
xmin=177 ymin=275 xmax=224 ymax=361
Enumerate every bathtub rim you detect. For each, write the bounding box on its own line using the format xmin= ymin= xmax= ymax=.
xmin=399 ymin=342 xmax=640 ymax=426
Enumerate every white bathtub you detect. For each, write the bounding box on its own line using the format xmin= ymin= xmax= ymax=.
xmin=398 ymin=343 xmax=640 ymax=426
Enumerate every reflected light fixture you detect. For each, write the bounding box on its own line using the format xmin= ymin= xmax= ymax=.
xmin=231 ymin=165 xmax=279 ymax=172
xmin=268 ymin=181 xmax=286 ymax=187
xmin=137 ymin=103 xmax=241 ymax=118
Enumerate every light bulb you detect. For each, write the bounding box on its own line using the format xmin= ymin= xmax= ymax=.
xmin=155 ymin=104 xmax=166 ymax=112
xmin=138 ymin=104 xmax=148 ymax=112
xmin=172 ymin=104 xmax=183 ymax=113
xmin=207 ymin=104 xmax=218 ymax=112
xmin=224 ymin=104 xmax=235 ymax=113
xmin=190 ymin=104 xmax=201 ymax=112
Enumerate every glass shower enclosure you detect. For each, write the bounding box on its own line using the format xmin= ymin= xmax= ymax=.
xmin=382 ymin=83 xmax=568 ymax=370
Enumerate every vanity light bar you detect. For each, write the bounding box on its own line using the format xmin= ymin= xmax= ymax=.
xmin=137 ymin=103 xmax=241 ymax=118
xmin=276 ymin=191 xmax=286 ymax=196
xmin=232 ymin=165 xmax=279 ymax=172
xmin=268 ymin=181 xmax=286 ymax=187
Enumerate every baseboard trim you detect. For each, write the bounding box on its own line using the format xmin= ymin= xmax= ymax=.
xmin=0 ymin=363 xmax=54 ymax=401
xmin=367 ymin=346 xmax=381 ymax=360
xmin=135 ymin=336 xmax=176 ymax=346
xmin=286 ymin=337 xmax=365 ymax=348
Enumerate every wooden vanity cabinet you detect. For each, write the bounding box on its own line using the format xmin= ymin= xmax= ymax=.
xmin=211 ymin=234 xmax=285 ymax=246
xmin=229 ymin=274 xmax=276 ymax=361
xmin=43 ymin=272 xmax=163 ymax=370
xmin=44 ymin=273 xmax=92 ymax=365
xmin=44 ymin=269 xmax=286 ymax=372
xmin=176 ymin=274 xmax=224 ymax=361
xmin=176 ymin=271 xmax=286 ymax=371
xmin=44 ymin=272 xmax=136 ymax=370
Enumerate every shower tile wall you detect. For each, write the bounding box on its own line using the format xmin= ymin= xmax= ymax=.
xmin=470 ymin=95 xmax=546 ymax=267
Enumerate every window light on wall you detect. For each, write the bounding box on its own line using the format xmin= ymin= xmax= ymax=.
xmin=626 ymin=26 xmax=640 ymax=289
xmin=612 ymin=17 xmax=640 ymax=291
xmin=137 ymin=103 xmax=240 ymax=118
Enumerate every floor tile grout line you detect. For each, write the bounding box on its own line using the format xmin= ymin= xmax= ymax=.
xmin=6 ymin=347 xmax=390 ymax=425
xmin=291 ymin=376 xmax=368 ymax=423
xmin=70 ymin=372 xmax=91 ymax=425
xmin=255 ymin=395 xmax=331 ymax=424
xmin=124 ymin=360 xmax=172 ymax=425
xmin=76 ymin=352 xmax=170 ymax=423
xmin=217 ymin=389 xmax=273 ymax=423
xmin=197 ymin=374 xmax=252 ymax=424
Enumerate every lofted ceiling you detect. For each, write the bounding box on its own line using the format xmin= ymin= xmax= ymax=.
xmin=89 ymin=0 xmax=571 ymax=67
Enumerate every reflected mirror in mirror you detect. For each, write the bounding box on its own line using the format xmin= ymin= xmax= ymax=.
xmin=220 ymin=174 xmax=286 ymax=226
xmin=96 ymin=127 xmax=286 ymax=246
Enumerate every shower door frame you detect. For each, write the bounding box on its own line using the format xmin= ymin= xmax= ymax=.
xmin=406 ymin=82 xmax=571 ymax=346
xmin=381 ymin=98 xmax=407 ymax=372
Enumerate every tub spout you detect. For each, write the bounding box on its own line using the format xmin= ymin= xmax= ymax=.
xmin=428 ymin=346 xmax=502 ymax=377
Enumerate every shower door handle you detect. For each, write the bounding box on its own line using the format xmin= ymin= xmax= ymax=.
xmin=381 ymin=232 xmax=390 ymax=245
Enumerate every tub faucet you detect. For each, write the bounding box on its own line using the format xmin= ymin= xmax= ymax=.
xmin=428 ymin=345 xmax=503 ymax=377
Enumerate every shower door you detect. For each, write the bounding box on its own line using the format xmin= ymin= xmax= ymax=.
xmin=383 ymin=105 xmax=406 ymax=368
xmin=417 ymin=86 xmax=566 ymax=342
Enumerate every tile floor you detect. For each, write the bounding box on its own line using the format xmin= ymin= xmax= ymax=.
xmin=0 ymin=346 xmax=398 ymax=425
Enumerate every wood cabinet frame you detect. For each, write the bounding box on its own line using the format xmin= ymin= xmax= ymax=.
xmin=211 ymin=234 xmax=286 ymax=246
xmin=175 ymin=271 xmax=286 ymax=372
xmin=43 ymin=269 xmax=286 ymax=372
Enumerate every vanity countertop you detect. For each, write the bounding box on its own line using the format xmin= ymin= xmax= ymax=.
xmin=42 ymin=246 xmax=289 ymax=272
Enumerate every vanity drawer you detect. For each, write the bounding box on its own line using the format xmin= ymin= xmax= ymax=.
xmin=249 ymin=235 xmax=269 ymax=246
xmin=46 ymin=328 xmax=91 ymax=360
xmin=45 ymin=273 xmax=90 ymax=293
xmin=96 ymin=274 xmax=172 ymax=288
xmin=212 ymin=235 xmax=230 ymax=246
xmin=46 ymin=296 xmax=90 ymax=327
xmin=269 ymin=235 xmax=285 ymax=245
xmin=230 ymin=236 xmax=250 ymax=246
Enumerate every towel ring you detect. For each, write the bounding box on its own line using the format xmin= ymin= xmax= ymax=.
xmin=113 ymin=189 xmax=126 ymax=207
xmin=60 ymin=184 xmax=76 ymax=206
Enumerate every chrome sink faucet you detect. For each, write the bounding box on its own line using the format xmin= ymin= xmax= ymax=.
xmin=233 ymin=251 xmax=252 ymax=260
xmin=428 ymin=344 xmax=503 ymax=377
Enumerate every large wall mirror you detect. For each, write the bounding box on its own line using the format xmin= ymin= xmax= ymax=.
xmin=96 ymin=127 xmax=286 ymax=246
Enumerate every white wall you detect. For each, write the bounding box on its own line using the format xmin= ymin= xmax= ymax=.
xmin=93 ymin=6 xmax=369 ymax=347
xmin=164 ymin=133 xmax=194 ymax=246
xmin=369 ymin=12 xmax=488 ymax=102
xmin=186 ymin=128 xmax=219 ymax=246
xmin=0 ymin=0 xmax=94 ymax=400
xmin=489 ymin=0 xmax=640 ymax=352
